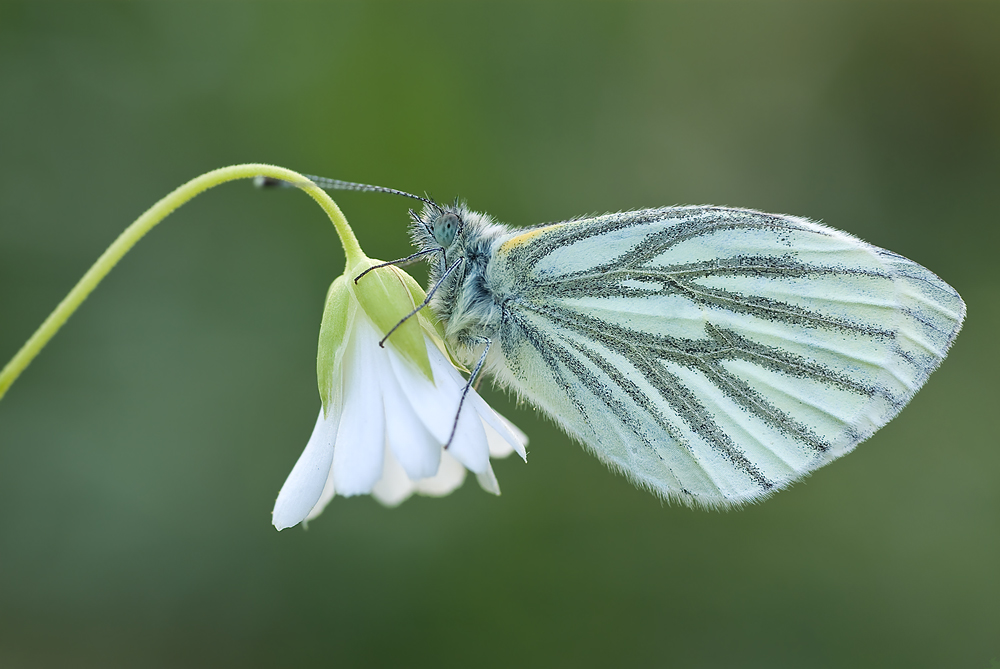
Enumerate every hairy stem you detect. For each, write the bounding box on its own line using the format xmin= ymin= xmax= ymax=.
xmin=0 ymin=163 xmax=363 ymax=402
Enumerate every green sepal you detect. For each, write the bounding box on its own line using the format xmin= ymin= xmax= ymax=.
xmin=349 ymin=258 xmax=434 ymax=382
xmin=396 ymin=270 xmax=447 ymax=342
xmin=316 ymin=275 xmax=356 ymax=415
xmin=395 ymin=266 xmax=467 ymax=372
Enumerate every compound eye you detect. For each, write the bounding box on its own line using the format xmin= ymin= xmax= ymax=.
xmin=433 ymin=212 xmax=460 ymax=246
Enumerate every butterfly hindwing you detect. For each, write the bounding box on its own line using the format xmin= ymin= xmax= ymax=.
xmin=486 ymin=206 xmax=965 ymax=506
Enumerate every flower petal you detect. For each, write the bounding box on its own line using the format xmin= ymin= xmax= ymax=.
xmin=371 ymin=442 xmax=417 ymax=507
xmin=425 ymin=346 xmax=490 ymax=474
xmin=413 ymin=450 xmax=467 ymax=497
xmin=380 ymin=347 xmax=442 ymax=480
xmin=445 ymin=394 xmax=490 ymax=474
xmin=331 ymin=318 xmax=386 ymax=496
xmin=305 ymin=469 xmax=338 ymax=524
xmin=386 ymin=339 xmax=454 ymax=445
xmin=272 ymin=407 xmax=339 ymax=530
xmin=476 ymin=461 xmax=501 ymax=496
xmin=484 ymin=420 xmax=519 ymax=459
xmin=469 ymin=395 xmax=527 ymax=461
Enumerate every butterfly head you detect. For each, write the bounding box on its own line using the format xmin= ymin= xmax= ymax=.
xmin=411 ymin=200 xmax=469 ymax=253
xmin=432 ymin=211 xmax=461 ymax=247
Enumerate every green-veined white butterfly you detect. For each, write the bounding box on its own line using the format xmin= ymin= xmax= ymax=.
xmin=286 ymin=176 xmax=967 ymax=508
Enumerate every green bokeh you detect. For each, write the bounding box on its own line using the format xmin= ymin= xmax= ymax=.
xmin=1 ymin=2 xmax=998 ymax=667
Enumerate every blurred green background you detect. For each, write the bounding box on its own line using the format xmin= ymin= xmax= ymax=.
xmin=1 ymin=2 xmax=997 ymax=667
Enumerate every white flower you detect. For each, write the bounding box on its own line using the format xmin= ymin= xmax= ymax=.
xmin=271 ymin=263 xmax=527 ymax=531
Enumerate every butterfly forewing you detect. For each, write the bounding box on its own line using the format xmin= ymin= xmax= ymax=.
xmin=487 ymin=206 xmax=964 ymax=507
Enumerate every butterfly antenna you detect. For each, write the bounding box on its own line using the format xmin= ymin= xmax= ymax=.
xmin=254 ymin=174 xmax=442 ymax=213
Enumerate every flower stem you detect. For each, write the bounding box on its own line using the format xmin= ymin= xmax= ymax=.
xmin=0 ymin=163 xmax=364 ymax=402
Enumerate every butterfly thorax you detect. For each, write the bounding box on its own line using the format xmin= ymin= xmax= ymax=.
xmin=411 ymin=203 xmax=514 ymax=364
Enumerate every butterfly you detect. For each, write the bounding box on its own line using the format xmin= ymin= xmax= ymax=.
xmin=305 ymin=176 xmax=967 ymax=508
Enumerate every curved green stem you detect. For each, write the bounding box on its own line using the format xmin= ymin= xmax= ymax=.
xmin=0 ymin=163 xmax=364 ymax=402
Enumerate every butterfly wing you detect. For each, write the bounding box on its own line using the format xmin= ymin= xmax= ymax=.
xmin=487 ymin=206 xmax=965 ymax=507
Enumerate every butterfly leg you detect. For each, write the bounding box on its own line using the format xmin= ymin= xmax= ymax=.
xmin=377 ymin=257 xmax=464 ymax=348
xmin=445 ymin=336 xmax=491 ymax=450
xmin=353 ymin=248 xmax=443 ymax=283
